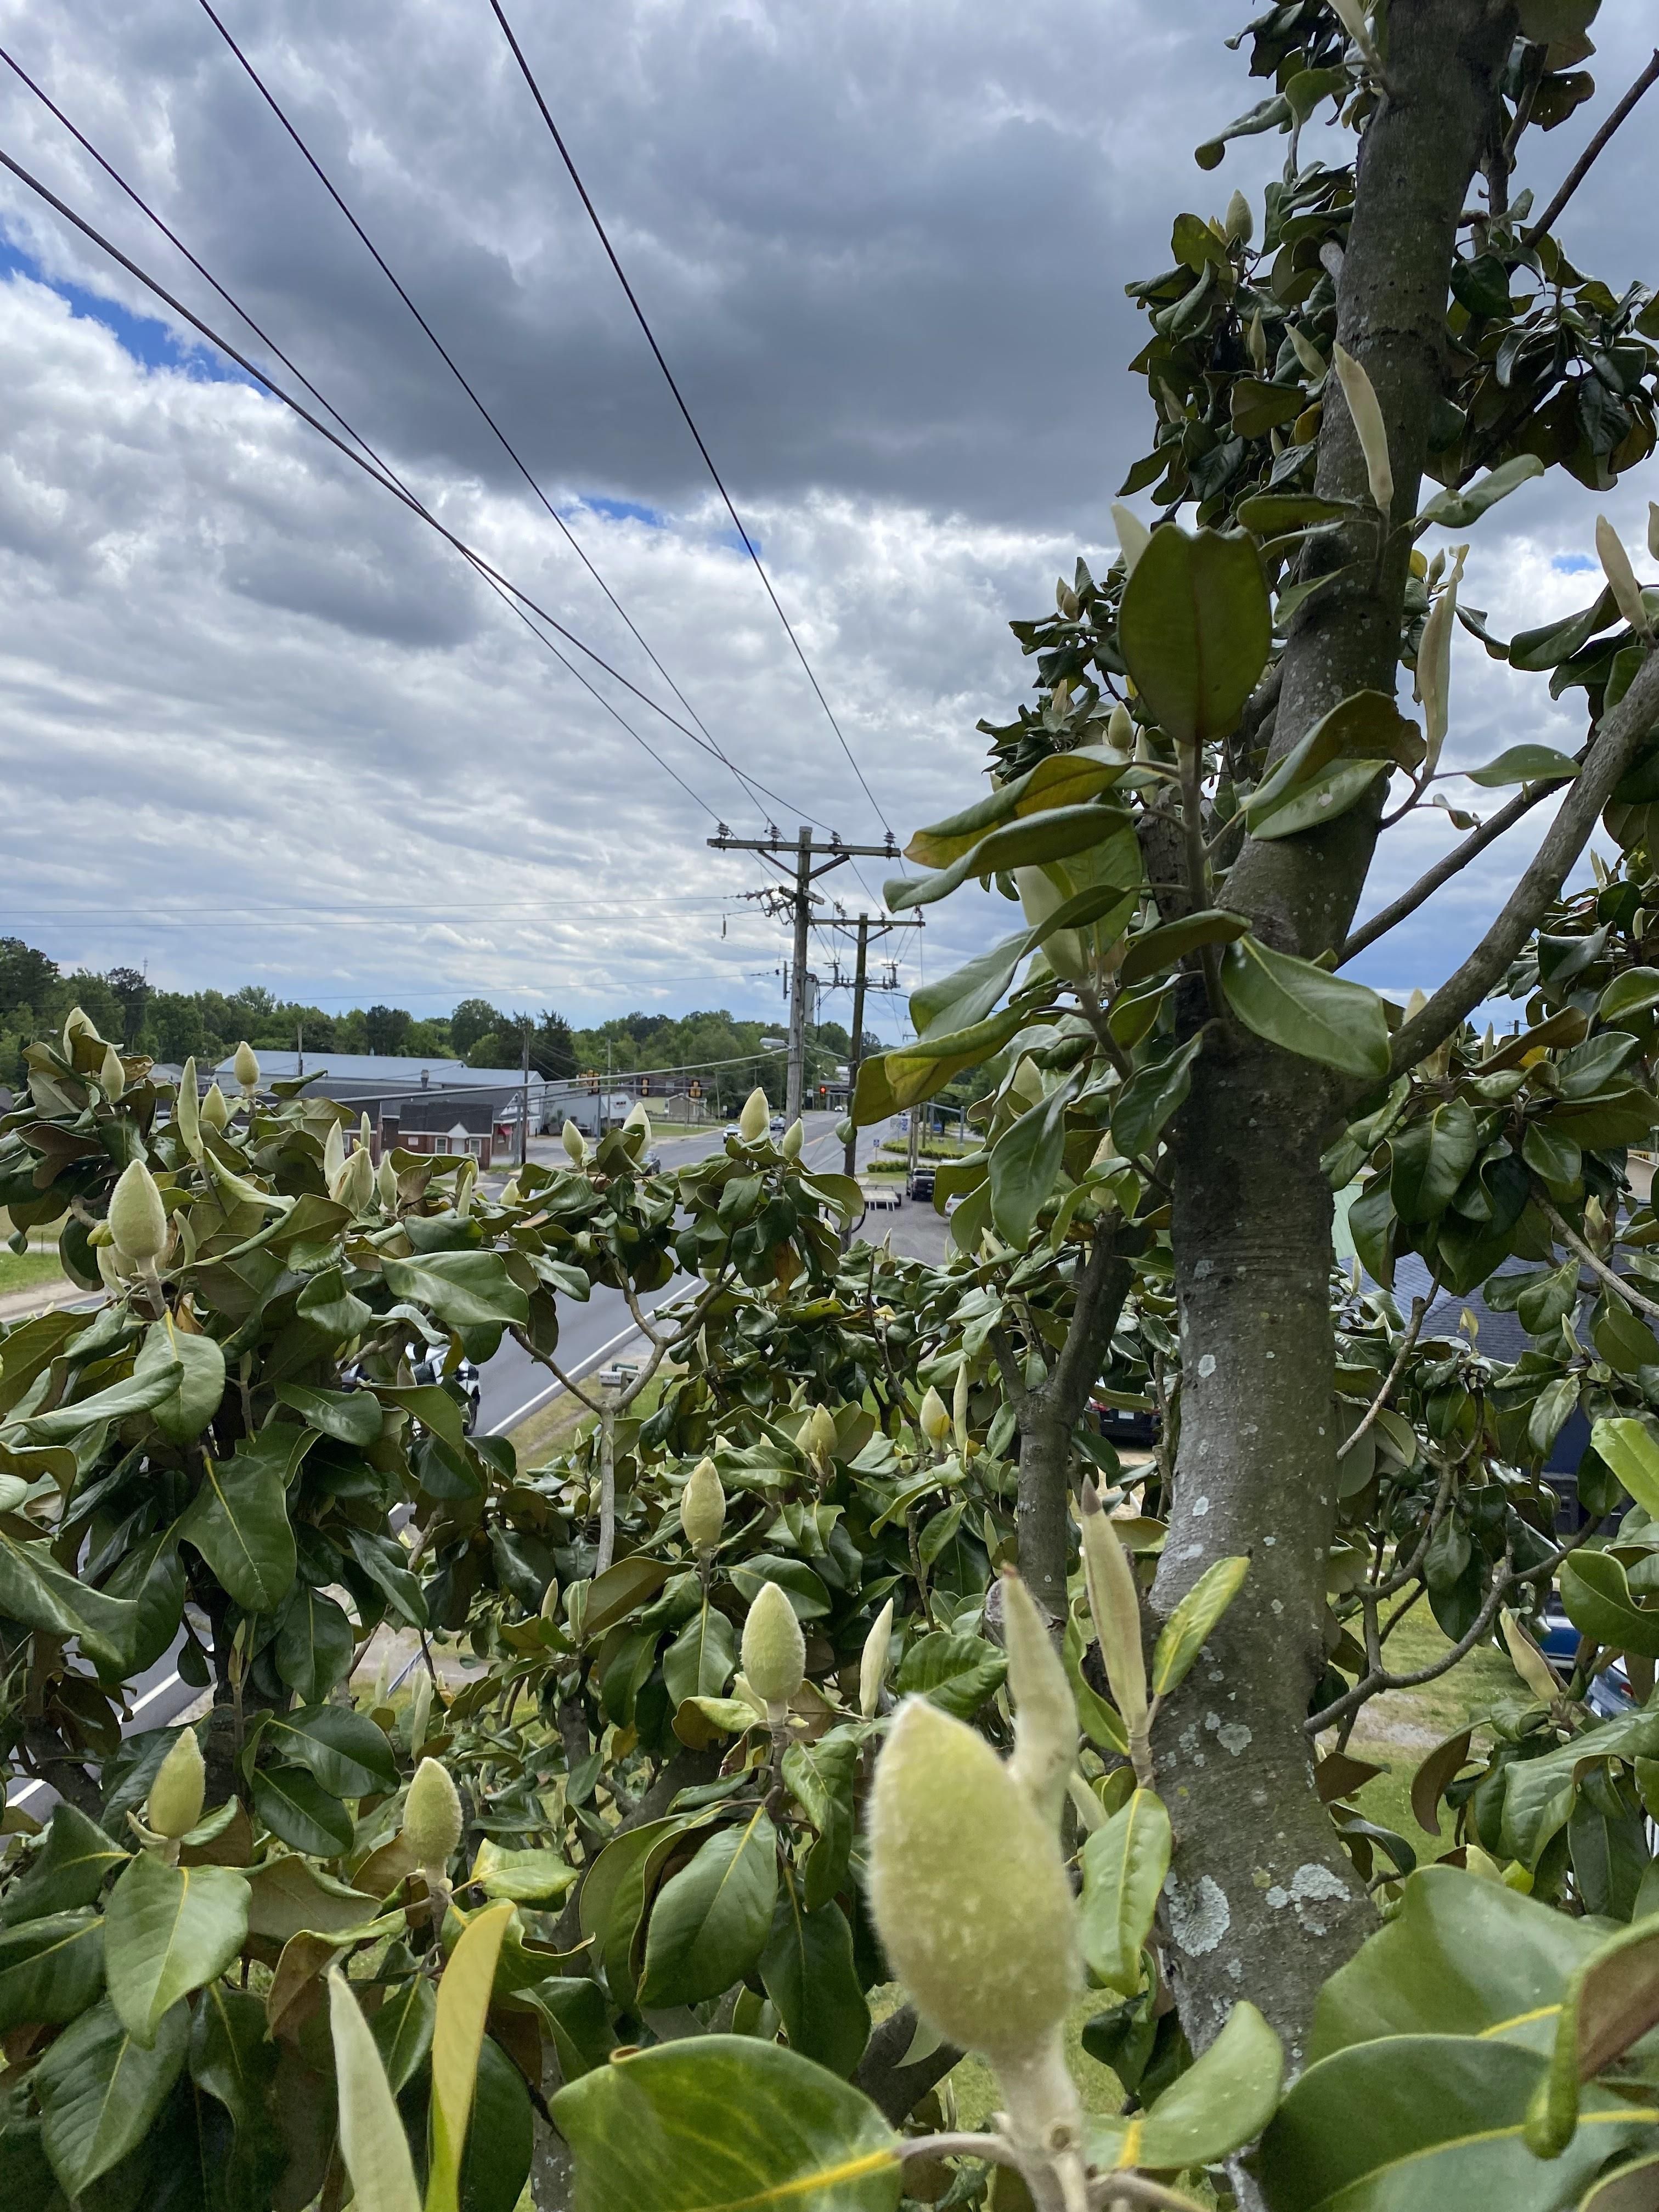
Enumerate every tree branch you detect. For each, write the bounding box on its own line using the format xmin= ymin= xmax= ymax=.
xmin=1536 ymin=1193 xmax=1659 ymax=1321
xmin=1338 ymin=784 xmax=1549 ymax=965
xmin=852 ymin=2002 xmax=962 ymax=2123
xmin=1522 ymin=49 xmax=1659 ymax=247
xmin=1339 ymin=1296 xmax=1426 ymax=1458
xmin=1389 ymin=649 xmax=1659 ymax=1073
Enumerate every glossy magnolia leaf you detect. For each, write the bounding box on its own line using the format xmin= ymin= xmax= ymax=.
xmin=1600 ymin=966 xmax=1659 ymax=1023
xmin=1080 ymin=1790 xmax=1171 ymax=1997
xmin=375 ymin=1381 xmax=469 ymax=1454
xmin=380 ymin=1252 xmax=530 ymax=1334
xmin=1249 ymin=756 xmax=1391 ymax=840
xmin=894 ymin=1630 xmax=1007 ymax=1720
xmin=1415 ymin=454 xmax=1546 ymax=532
xmin=1245 ymin=692 xmax=1419 ymax=821
xmin=1500 ymin=1709 xmax=1659 ymax=1869
xmin=1220 ymin=938 xmax=1391 ymax=1080
xmin=468 ymin=1843 xmax=579 ymax=1904
xmin=189 ymin=1983 xmax=284 ymax=2204
xmin=459 ymin=2036 xmax=535 ymax=2212
xmin=103 ymin=1852 xmax=249 ymax=2046
xmin=1118 ymin=523 xmax=1272 ymax=744
xmin=371 ymin=1972 xmax=437 ymax=2093
xmin=1120 ymin=910 xmax=1251 ymax=987
xmin=1255 ymin=2033 xmax=1652 ymax=2212
xmin=850 ymin=1003 xmax=1032 ymax=1124
xmin=909 ymin=930 xmax=1032 ymax=1042
xmin=662 ymin=1602 xmax=737 ymax=1711
xmin=1092 ymin=2001 xmax=1281 ymax=2170
xmin=1390 ymin=1099 xmax=1480 ymax=1223
xmin=329 ymin=1970 xmax=422 ymax=2212
xmin=0 ymin=1802 xmax=127 ymax=1926
xmin=278 ymin=1381 xmax=384 ymax=1447
xmin=636 ymin=1810 xmax=780 ymax=2010
xmin=273 ymin=1584 xmax=355 ymax=1704
xmin=1309 ymin=1867 xmax=1601 ymax=2060
xmin=902 ymin=746 xmax=1128 ymax=870
xmin=149 ymin=1326 xmax=227 ymax=1445
xmin=884 ymin=803 xmax=1135 ymax=912
xmin=1236 ymin=493 xmax=1362 ymax=534
xmin=1462 ymin=743 xmax=1579 ymax=788
xmin=1579 ymin=2153 xmax=1659 ymax=2210
xmin=1152 ymin=1557 xmax=1250 ymax=1697
xmin=988 ymin=1073 xmax=1081 ymax=1248
xmin=783 ymin=1731 xmax=860 ymax=1913
xmin=577 ymin=1555 xmax=673 ymax=1641
xmin=1111 ymin=1035 xmax=1205 ymax=1161
xmin=1530 ymin=1917 xmax=1659 ymax=2157
xmin=551 ymin=2035 xmax=902 ymax=2211
xmin=0 ymin=1909 xmax=105 ymax=2030
xmin=1589 ymin=1417 xmax=1659 ymax=1519
xmin=1560 ymin=1550 xmax=1659 ymax=1660
xmin=759 ymin=1880 xmax=870 ymax=2079
xmin=428 ymin=1901 xmax=517 ymax=2212
xmin=262 ymin=1705 xmax=400 ymax=1799
xmin=251 ymin=1766 xmax=355 ymax=1858
xmin=0 ymin=1528 xmax=140 ymax=1674
xmin=35 ymin=1995 xmax=190 ymax=2199
xmin=177 ymin=1446 xmax=297 ymax=1614
xmin=3 ymin=1352 xmax=183 ymax=1444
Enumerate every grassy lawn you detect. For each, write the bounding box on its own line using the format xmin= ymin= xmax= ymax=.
xmin=1335 ymin=1601 xmax=1521 ymax=1850
xmin=0 ymin=1238 xmax=66 ymax=1298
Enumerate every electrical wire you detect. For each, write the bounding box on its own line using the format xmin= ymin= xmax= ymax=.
xmin=485 ymin=0 xmax=895 ymax=841
xmin=191 ymin=0 xmax=786 ymax=832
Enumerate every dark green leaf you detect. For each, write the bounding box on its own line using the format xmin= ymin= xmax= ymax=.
xmin=177 ymin=1444 xmax=297 ymax=1614
xmin=635 ymin=1810 xmax=780 ymax=2009
xmin=988 ymin=1073 xmax=1082 ymax=1248
xmin=261 ymin=1706 xmax=399 ymax=1799
xmin=370 ymin=1972 xmax=436 ymax=2092
xmin=460 ymin=2035 xmax=534 ymax=2212
xmin=759 ymin=1882 xmax=870 ymax=2079
xmin=894 ymin=1630 xmax=1007 ymax=1720
xmin=276 ymin=1384 xmax=383 ymax=1447
xmin=1118 ymin=524 xmax=1272 ymax=744
xmin=1 ymin=1804 xmax=128 ymax=1926
xmin=35 ymin=1996 xmax=190 ymax=2199
xmin=1462 ymin=743 xmax=1578 ymax=788
xmin=273 ymin=1585 xmax=354 ymax=1705
xmin=1111 ymin=1035 xmax=1205 ymax=1161
xmin=1220 ymin=939 xmax=1391 ymax=1079
xmin=103 ymin=1853 xmax=249 ymax=2046
xmin=0 ymin=1909 xmax=105 ymax=2030
xmin=251 ymin=1767 xmax=354 ymax=1858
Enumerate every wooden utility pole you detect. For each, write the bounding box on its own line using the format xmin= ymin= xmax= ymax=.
xmin=707 ymin=825 xmax=898 ymax=1124
xmin=520 ymin=1033 xmax=529 ymax=1170
xmin=820 ymin=911 xmax=921 ymax=1180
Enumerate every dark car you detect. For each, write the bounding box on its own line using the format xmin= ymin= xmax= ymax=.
xmin=907 ymin=1164 xmax=936 ymax=1201
xmin=1537 ymin=1595 xmax=1633 ymax=1717
xmin=1091 ymin=1396 xmax=1160 ymax=1451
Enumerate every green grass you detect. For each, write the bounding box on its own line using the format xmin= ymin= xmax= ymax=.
xmin=868 ymin=1984 xmax=1126 ymax=2127
xmin=1338 ymin=1601 xmax=1520 ymax=1850
xmin=0 ymin=1241 xmax=66 ymax=1297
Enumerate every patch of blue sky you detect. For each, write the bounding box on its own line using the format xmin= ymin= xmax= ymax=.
xmin=1553 ymin=551 xmax=1596 ymax=573
xmin=577 ymin=494 xmax=666 ymax=528
xmin=0 ymin=229 xmax=251 ymax=386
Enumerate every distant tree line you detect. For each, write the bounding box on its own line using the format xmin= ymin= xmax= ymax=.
xmin=0 ymin=939 xmax=881 ymax=1106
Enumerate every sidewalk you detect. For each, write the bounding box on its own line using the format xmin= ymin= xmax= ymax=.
xmin=0 ymin=1277 xmax=93 ymax=1327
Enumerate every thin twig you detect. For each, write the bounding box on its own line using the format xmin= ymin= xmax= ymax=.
xmin=1522 ymin=50 xmax=1659 ymax=247
xmin=1339 ymin=1296 xmax=1426 ymax=1458
xmin=1536 ymin=1192 xmax=1659 ymax=1321
xmin=1338 ymin=785 xmax=1547 ymax=965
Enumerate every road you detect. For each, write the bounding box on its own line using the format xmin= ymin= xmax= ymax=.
xmin=9 ymin=1111 xmax=905 ymax=1811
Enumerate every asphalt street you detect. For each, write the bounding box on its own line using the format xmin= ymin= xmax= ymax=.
xmin=9 ymin=1110 xmax=911 ymax=1811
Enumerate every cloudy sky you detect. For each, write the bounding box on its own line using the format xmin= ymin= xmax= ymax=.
xmin=0 ymin=0 xmax=1653 ymax=1043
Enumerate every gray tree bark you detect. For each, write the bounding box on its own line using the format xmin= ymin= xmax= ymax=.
xmin=1150 ymin=0 xmax=1518 ymax=2059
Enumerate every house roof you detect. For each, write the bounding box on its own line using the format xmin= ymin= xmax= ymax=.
xmin=213 ymin=1052 xmax=544 ymax=1091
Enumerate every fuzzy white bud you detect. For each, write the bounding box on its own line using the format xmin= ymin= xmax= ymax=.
xmin=109 ymin=1159 xmax=167 ymax=1267
xmin=738 ymin=1087 xmax=770 ymax=1143
xmin=741 ymin=1581 xmax=805 ymax=1709
xmin=233 ymin=1040 xmax=259 ymax=1096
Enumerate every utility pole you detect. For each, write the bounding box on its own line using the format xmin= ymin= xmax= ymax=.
xmin=821 ymin=912 xmax=922 ymax=1181
xmin=520 ymin=1033 xmax=530 ymax=1170
xmin=708 ymin=824 xmax=898 ymax=1124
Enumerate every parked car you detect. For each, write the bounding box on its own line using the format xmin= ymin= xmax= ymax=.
xmin=1091 ymin=1395 xmax=1160 ymax=1451
xmin=907 ymin=1163 xmax=936 ymax=1201
xmin=770 ymin=1114 xmax=787 ymax=1136
xmin=1537 ymin=1595 xmax=1633 ymax=1717
xmin=724 ymin=1122 xmax=742 ymax=1142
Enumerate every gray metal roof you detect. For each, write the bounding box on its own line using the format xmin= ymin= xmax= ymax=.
xmin=213 ymin=1051 xmax=544 ymax=1090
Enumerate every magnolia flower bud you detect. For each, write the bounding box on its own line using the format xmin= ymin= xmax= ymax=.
xmin=623 ymin=1100 xmax=652 ymax=1156
xmin=96 ymin=1242 xmax=129 ymax=1295
xmin=376 ymin=1154 xmax=399 ymax=1211
xmin=455 ymin=1157 xmax=476 ymax=1218
xmin=201 ymin=1084 xmax=230 ymax=1133
xmin=402 ymin=1756 xmax=462 ymax=1870
xmin=1649 ymin=501 xmax=1659 ymax=565
xmin=952 ymin=1363 xmax=971 ymax=1457
xmin=562 ymin=1119 xmax=586 ymax=1165
xmin=109 ymin=1159 xmax=167 ymax=1267
xmin=1080 ymin=1485 xmax=1149 ymax=1740
xmin=859 ymin=1598 xmax=894 ymax=1719
xmin=1414 ymin=546 xmax=1465 ymax=778
xmin=1331 ymin=343 xmax=1393 ymax=516
xmin=100 ymin=1043 xmax=125 ymax=1099
xmin=1224 ymin=188 xmax=1252 ymax=245
xmin=359 ymin=1113 xmax=373 ymax=1152
xmin=781 ymin=1119 xmax=804 ymax=1160
xmin=805 ymin=1404 xmax=838 ymax=1465
xmin=331 ymin=1147 xmax=374 ymax=1214
xmin=1106 ymin=700 xmax=1134 ymax=752
xmin=869 ymin=1699 xmax=1082 ymax=2132
xmin=500 ymin=1175 xmax=521 ymax=1206
xmin=146 ymin=1727 xmax=205 ymax=1841
xmin=738 ymin=1087 xmax=770 ymax=1143
xmin=176 ymin=1060 xmax=202 ymax=1158
xmin=233 ymin=1041 xmax=259 ymax=1095
xmin=323 ymin=1119 xmax=346 ymax=1188
xmin=680 ymin=1457 xmax=726 ymax=1554
xmin=539 ymin=1574 xmax=562 ymax=1621
xmin=1001 ymin=1573 xmax=1077 ymax=1829
xmin=1596 ymin=515 xmax=1651 ymax=639
xmin=741 ymin=1581 xmax=805 ymax=1710
xmin=407 ymin=1671 xmax=432 ymax=1757
xmin=918 ymin=1386 xmax=951 ymax=1447
xmin=63 ymin=1006 xmax=98 ymax=1052
xmin=1110 ymin=502 xmax=1151 ymax=577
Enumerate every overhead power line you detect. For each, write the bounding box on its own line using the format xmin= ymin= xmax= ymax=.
xmin=486 ymin=0 xmax=895 ymax=841
xmin=191 ymin=0 xmax=784 ymax=831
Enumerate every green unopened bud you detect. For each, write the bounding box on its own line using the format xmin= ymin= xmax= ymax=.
xmin=176 ymin=1060 xmax=201 ymax=1158
xmin=1110 ymin=502 xmax=1151 ymax=577
xmin=680 ymin=1457 xmax=726 ymax=1554
xmin=781 ymin=1118 xmax=804 ymax=1160
xmin=233 ymin=1040 xmax=260 ymax=1095
xmin=96 ymin=1242 xmax=130 ymax=1295
xmin=738 ymin=1087 xmax=770 ymax=1143
xmin=146 ymin=1727 xmax=206 ymax=1841
xmin=623 ymin=1101 xmax=652 ymax=1156
xmin=201 ymin=1083 xmax=230 ymax=1133
xmin=376 ymin=1154 xmax=399 ymax=1211
xmin=100 ymin=1043 xmax=126 ymax=1099
xmin=859 ymin=1597 xmax=894 ymax=1719
xmin=952 ymin=1363 xmax=971 ymax=1457
xmin=455 ymin=1157 xmax=476 ymax=1217
xmin=1001 ymin=1572 xmax=1077 ymax=1829
xmin=1288 ymin=324 xmax=1326 ymax=381
xmin=402 ymin=1756 xmax=462 ymax=1869
xmin=331 ymin=1147 xmax=374 ymax=1213
xmin=1649 ymin=501 xmax=1659 ymax=565
xmin=500 ymin=1175 xmax=521 ymax=1206
xmin=741 ymin=1581 xmax=805 ymax=1711
xmin=1596 ymin=514 xmax=1651 ymax=639
xmin=1080 ymin=1484 xmax=1148 ymax=1741
xmin=918 ymin=1386 xmax=951 ymax=1447
xmin=358 ymin=1113 xmax=373 ymax=1152
xmin=805 ymin=1404 xmax=838 ymax=1465
xmin=539 ymin=1573 xmax=562 ymax=1621
xmin=109 ymin=1159 xmax=167 ymax=1267
xmin=562 ymin=1119 xmax=586 ymax=1165
xmin=323 ymin=1119 xmax=346 ymax=1187
xmin=869 ymin=1698 xmax=1082 ymax=2142
xmin=63 ymin=1006 xmax=98 ymax=1053
xmin=1224 ymin=188 xmax=1252 ymax=245
xmin=407 ymin=1671 xmax=432 ymax=1757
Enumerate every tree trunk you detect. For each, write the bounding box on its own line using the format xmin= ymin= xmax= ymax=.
xmin=1152 ymin=0 xmax=1517 ymax=2062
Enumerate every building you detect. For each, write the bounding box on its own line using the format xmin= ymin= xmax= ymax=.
xmin=211 ymin=1052 xmax=546 ymax=1161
